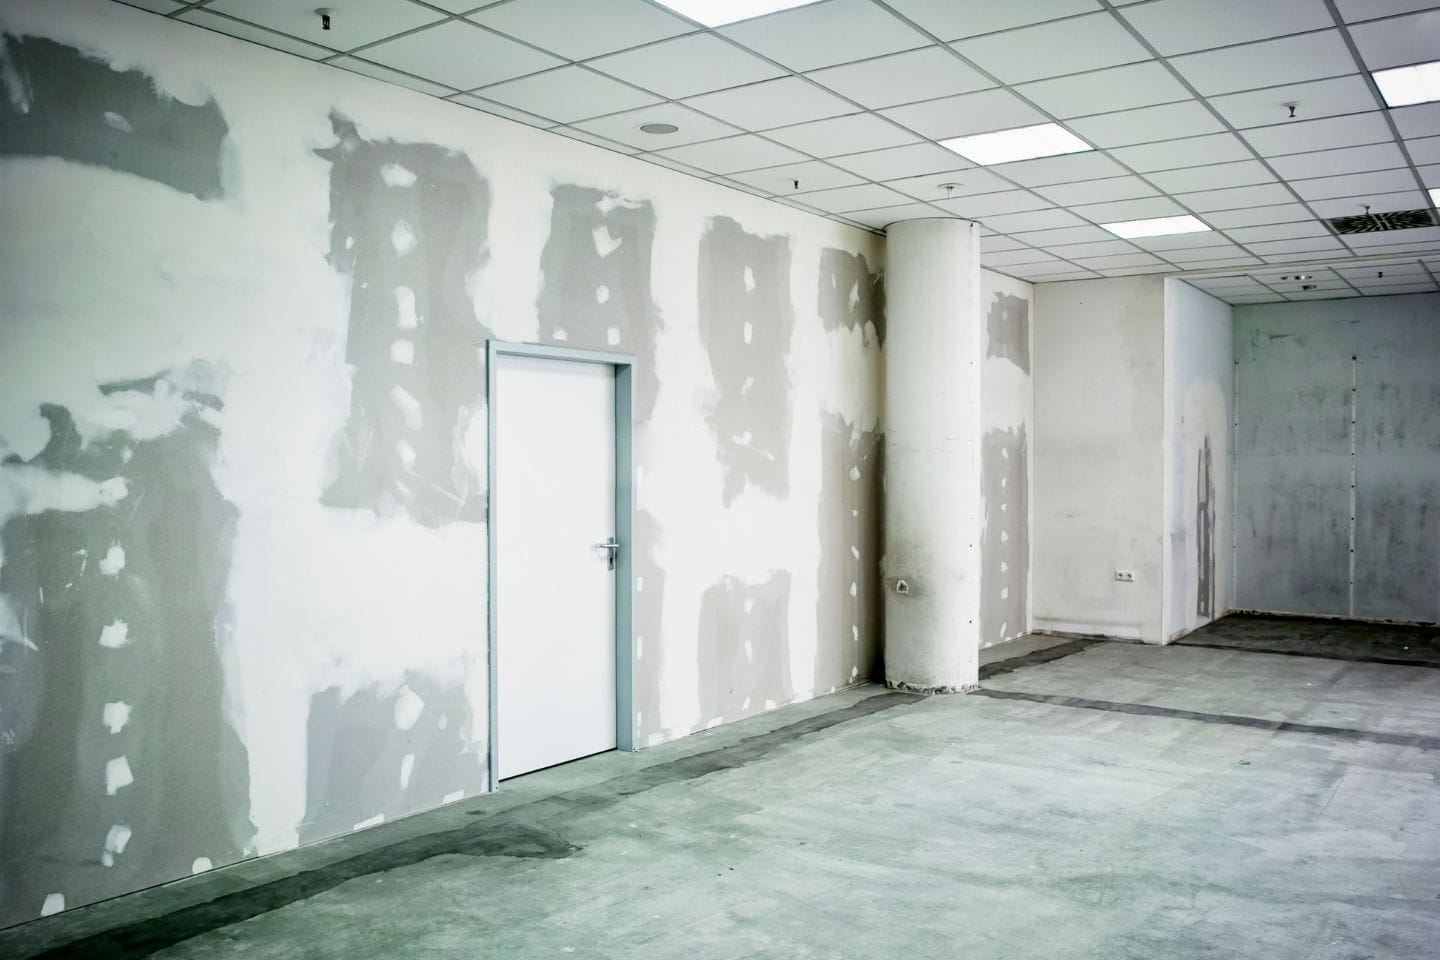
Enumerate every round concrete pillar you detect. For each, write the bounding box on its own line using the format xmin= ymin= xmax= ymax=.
xmin=883 ymin=218 xmax=984 ymax=692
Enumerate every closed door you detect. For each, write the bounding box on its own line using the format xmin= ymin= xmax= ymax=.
xmin=493 ymin=353 xmax=617 ymax=779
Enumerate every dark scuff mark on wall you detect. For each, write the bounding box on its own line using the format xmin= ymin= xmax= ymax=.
xmin=980 ymin=426 xmax=1029 ymax=647
xmin=632 ymin=509 xmax=666 ymax=745
xmin=696 ymin=571 xmax=792 ymax=725
xmin=300 ymin=674 xmax=482 ymax=844
xmin=986 ymin=291 xmax=1030 ymax=373
xmin=1196 ymin=435 xmax=1215 ymax=619
xmin=817 ymin=249 xmax=884 ymax=346
xmin=0 ymin=370 xmax=253 ymax=929
xmin=0 ymin=33 xmax=228 ymax=199
xmin=698 ymin=217 xmax=794 ymax=506
xmin=316 ymin=115 xmax=492 ymax=528
xmin=814 ymin=413 xmax=882 ymax=693
xmin=538 ymin=185 xmax=663 ymax=421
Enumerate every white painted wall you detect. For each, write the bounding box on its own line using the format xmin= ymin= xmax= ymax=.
xmin=1161 ymin=280 xmax=1234 ymax=641
xmin=1032 ymin=277 xmax=1165 ymax=642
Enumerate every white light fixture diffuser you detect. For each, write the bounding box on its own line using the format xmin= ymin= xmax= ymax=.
xmin=1372 ymin=61 xmax=1440 ymax=107
xmin=1101 ymin=215 xmax=1212 ymax=239
xmin=1430 ymin=187 xmax=1440 ymax=207
xmin=939 ymin=123 xmax=1092 ymax=166
xmin=651 ymin=0 xmax=825 ymax=27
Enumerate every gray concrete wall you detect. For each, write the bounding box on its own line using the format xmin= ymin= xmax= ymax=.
xmin=1234 ymin=293 xmax=1440 ymax=623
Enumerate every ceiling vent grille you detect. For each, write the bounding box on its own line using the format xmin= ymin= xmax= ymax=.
xmin=1327 ymin=208 xmax=1436 ymax=234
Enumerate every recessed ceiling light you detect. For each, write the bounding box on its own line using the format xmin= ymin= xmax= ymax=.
xmin=1430 ymin=187 xmax=1440 ymax=207
xmin=1101 ymin=215 xmax=1212 ymax=239
xmin=640 ymin=122 xmax=680 ymax=135
xmin=938 ymin=123 xmax=1092 ymax=166
xmin=650 ymin=0 xmax=824 ymax=27
xmin=1372 ymin=60 xmax=1440 ymax=107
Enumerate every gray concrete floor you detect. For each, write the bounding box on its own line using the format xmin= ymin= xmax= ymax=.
xmin=5 ymin=631 xmax=1439 ymax=959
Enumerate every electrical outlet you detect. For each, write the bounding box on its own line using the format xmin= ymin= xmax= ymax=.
xmin=1114 ymin=570 xmax=1135 ymax=583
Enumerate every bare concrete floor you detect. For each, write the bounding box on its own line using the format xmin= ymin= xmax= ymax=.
xmin=5 ymin=634 xmax=1438 ymax=959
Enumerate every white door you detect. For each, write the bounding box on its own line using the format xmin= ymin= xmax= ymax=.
xmin=494 ymin=353 xmax=618 ymax=779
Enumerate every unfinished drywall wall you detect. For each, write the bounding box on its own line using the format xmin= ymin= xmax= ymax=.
xmin=1032 ymin=277 xmax=1165 ymax=642
xmin=1162 ymin=280 xmax=1234 ymax=641
xmin=980 ymin=272 xmax=1033 ymax=649
xmin=1235 ymin=293 xmax=1440 ymax=623
xmin=0 ymin=0 xmax=883 ymax=926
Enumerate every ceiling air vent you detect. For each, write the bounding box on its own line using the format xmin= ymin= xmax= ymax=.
xmin=1327 ymin=208 xmax=1436 ymax=234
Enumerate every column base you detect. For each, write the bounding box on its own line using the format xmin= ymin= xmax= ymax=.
xmin=885 ymin=679 xmax=980 ymax=695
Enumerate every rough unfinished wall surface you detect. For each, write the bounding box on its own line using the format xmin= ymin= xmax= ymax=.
xmin=980 ymin=272 xmax=1033 ymax=648
xmin=1235 ymin=294 xmax=1440 ymax=623
xmin=0 ymin=0 xmax=883 ymax=926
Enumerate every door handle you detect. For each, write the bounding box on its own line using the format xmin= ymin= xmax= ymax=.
xmin=596 ymin=537 xmax=619 ymax=570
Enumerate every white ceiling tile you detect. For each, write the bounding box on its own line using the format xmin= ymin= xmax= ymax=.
xmin=452 ymin=93 xmax=553 ymax=126
xmin=1068 ymin=101 xmax=1225 ymax=147
xmin=653 ymin=134 xmax=808 ymax=174
xmin=804 ymin=46 xmax=993 ymax=110
xmin=1021 ymin=269 xmax=1105 ymax=280
xmin=1069 ymin=196 xmax=1186 ymax=221
xmin=426 ymin=0 xmax=508 ymax=10
xmin=589 ymin=34 xmax=784 ymax=99
xmin=981 ymin=235 xmax=1029 ymax=252
xmin=1168 ymin=31 xmax=1353 ymax=96
xmin=1241 ymin=113 xmax=1395 ymax=156
xmin=1421 ymin=162 xmax=1440 ymax=187
xmin=1147 ymin=160 xmax=1277 ymax=193
xmin=640 ymin=153 xmax=713 ymax=178
xmin=932 ymin=190 xmax=1054 ymax=217
xmin=790 ymin=182 xmax=914 ymax=213
xmin=1391 ymin=103 xmax=1440 ymax=139
xmin=1015 ymin=62 xmax=1190 ymax=119
xmin=1292 ymin=169 xmax=1422 ymax=200
xmin=1208 ymin=76 xmax=1382 ymax=129
xmin=982 ymin=208 xmax=1088 ymax=232
xmin=115 ymin=0 xmax=185 ymax=12
xmin=364 ymin=21 xmax=563 ymax=90
xmin=1118 ymin=0 xmax=1335 ymax=56
xmin=830 ymin=143 xmax=971 ymax=180
xmin=1162 ymin=243 xmax=1251 ymax=261
xmin=467 ymin=0 xmax=693 ymax=61
xmin=1349 ymin=10 xmax=1440 ymax=69
xmin=1407 ymin=136 xmax=1440 ymax=165
xmin=1224 ymin=294 xmax=1288 ymax=302
xmin=1245 ymin=236 xmax=1348 ymax=255
xmin=885 ymin=168 xmax=1011 ymax=201
xmin=203 ymin=0 xmax=441 ymax=49
xmin=991 ymin=153 xmax=1127 ymax=187
xmin=1203 ymin=203 xmax=1317 ymax=228
xmin=683 ymin=77 xmax=855 ymax=130
xmin=1097 ymin=265 xmax=1176 ymax=276
xmin=1189 ymin=276 xmax=1270 ymax=289
xmin=177 ymin=9 xmax=340 ymax=59
xmin=1107 ymin=133 xmax=1253 ymax=172
xmin=1036 ymin=176 xmax=1160 ymax=205
xmin=764 ymin=113 xmax=920 ymax=156
xmin=882 ymin=0 xmax=1102 ymax=42
xmin=1309 ymin=190 xmax=1428 ymax=217
xmin=709 ymin=175 xmax=775 ymax=199
xmin=571 ymin=103 xmax=741 ymax=149
xmin=982 ymin=249 xmax=1065 ymax=266
xmin=474 ymin=66 xmax=659 ymax=123
xmin=1181 ymin=256 xmax=1265 ymax=269
xmin=551 ymin=126 xmax=642 ymax=154
xmin=1174 ymin=182 xmax=1298 ymax=211
xmin=1225 ymin=221 xmax=1334 ymax=243
xmin=721 ymin=0 xmax=929 ymax=72
xmin=1355 ymin=282 xmax=1439 ymax=294
xmin=845 ymin=203 xmax=949 ymax=229
xmin=1336 ymin=261 xmax=1429 ymax=278
xmin=1268 ymin=142 xmax=1409 ymax=181
xmin=880 ymin=88 xmax=1045 ymax=139
xmin=1028 ymin=235 xmax=1138 ymax=254
xmin=1073 ymin=252 xmax=1169 ymax=269
xmin=1283 ymin=288 xmax=1360 ymax=298
xmin=728 ymin=160 xmax=864 ymax=194
xmin=1337 ymin=0 xmax=1440 ymax=23
xmin=336 ymin=57 xmax=460 ymax=96
xmin=951 ymin=13 xmax=1151 ymax=84
xmin=1131 ymin=231 xmax=1236 ymax=250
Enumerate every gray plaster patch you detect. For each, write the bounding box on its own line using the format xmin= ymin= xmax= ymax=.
xmin=986 ymin=291 xmax=1030 ymax=373
xmin=697 ymin=218 xmax=794 ymax=506
xmin=696 ymin=571 xmax=792 ymax=725
xmin=0 ymin=370 xmax=253 ymax=929
xmin=817 ymin=249 xmax=884 ymax=346
xmin=1196 ymin=435 xmax=1215 ymax=620
xmin=0 ymin=33 xmax=227 ymax=199
xmin=537 ymin=185 xmax=663 ymax=420
xmin=632 ymin=509 xmax=666 ymax=745
xmin=814 ymin=414 xmax=882 ymax=693
xmin=300 ymin=674 xmax=482 ymax=845
xmin=980 ymin=426 xmax=1029 ymax=648
xmin=317 ymin=116 xmax=492 ymax=528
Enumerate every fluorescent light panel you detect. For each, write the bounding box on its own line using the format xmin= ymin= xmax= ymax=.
xmin=1372 ymin=60 xmax=1440 ymax=107
xmin=1102 ymin=215 xmax=1212 ymax=239
xmin=651 ymin=0 xmax=824 ymax=27
xmin=939 ymin=123 xmax=1092 ymax=166
xmin=1431 ymin=187 xmax=1440 ymax=207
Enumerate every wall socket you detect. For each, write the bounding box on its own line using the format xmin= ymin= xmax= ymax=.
xmin=1114 ymin=570 xmax=1136 ymax=583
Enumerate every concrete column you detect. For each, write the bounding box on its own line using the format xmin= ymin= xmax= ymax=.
xmin=883 ymin=218 xmax=984 ymax=692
